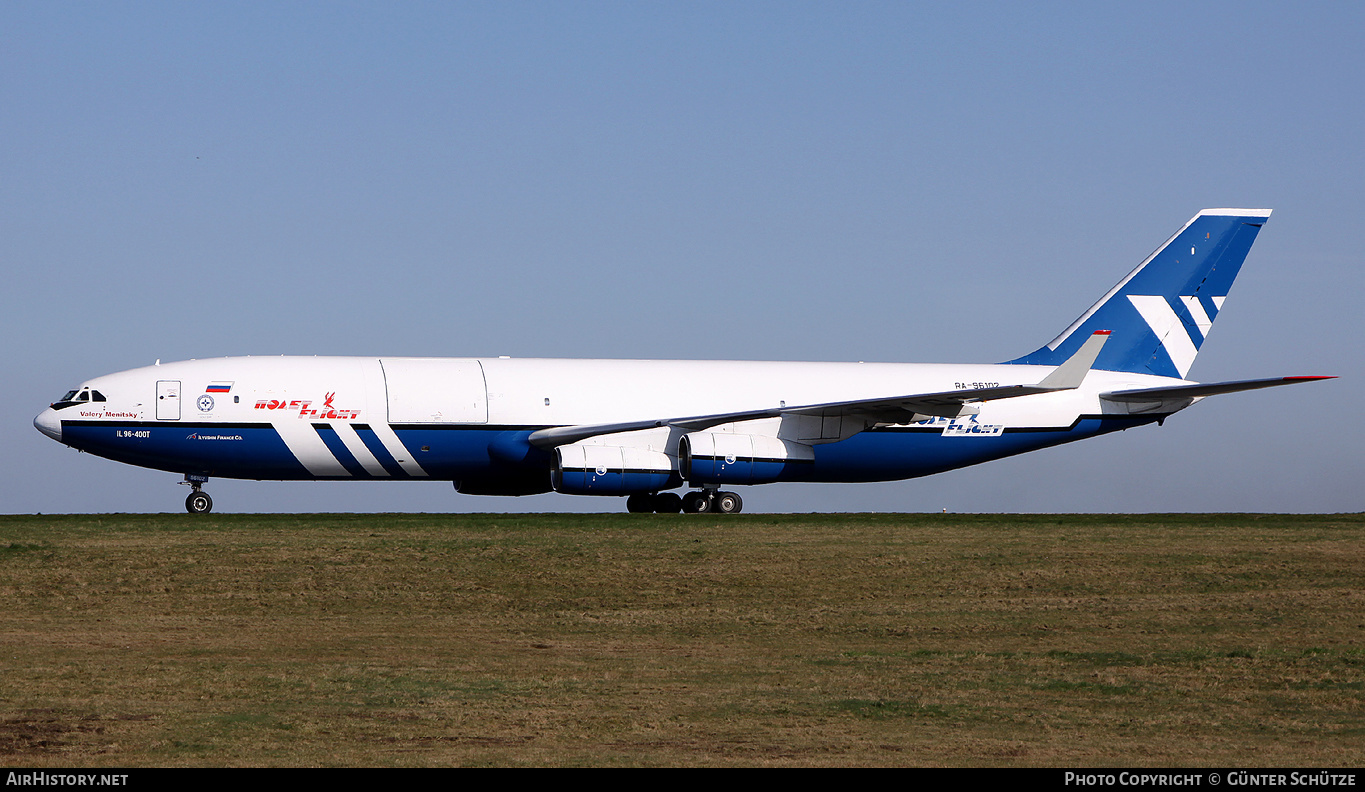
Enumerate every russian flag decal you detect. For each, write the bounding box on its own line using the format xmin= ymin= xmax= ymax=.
xmin=206 ymin=382 xmax=233 ymax=393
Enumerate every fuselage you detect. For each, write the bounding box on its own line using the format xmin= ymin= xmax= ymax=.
xmin=31 ymin=209 xmax=1322 ymax=514
xmin=35 ymin=355 xmax=1177 ymax=491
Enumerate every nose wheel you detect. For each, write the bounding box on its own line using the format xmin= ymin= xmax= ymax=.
xmin=181 ymin=475 xmax=213 ymax=514
xmin=186 ymin=490 xmax=213 ymax=514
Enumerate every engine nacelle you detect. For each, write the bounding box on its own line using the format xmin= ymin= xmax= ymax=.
xmin=680 ymin=432 xmax=814 ymax=485
xmin=552 ymin=444 xmax=681 ymax=495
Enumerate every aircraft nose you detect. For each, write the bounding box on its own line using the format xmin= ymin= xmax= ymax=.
xmin=34 ymin=409 xmax=62 ymax=442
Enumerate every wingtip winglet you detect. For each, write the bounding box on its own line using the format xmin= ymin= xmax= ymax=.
xmin=1037 ymin=329 xmax=1111 ymax=389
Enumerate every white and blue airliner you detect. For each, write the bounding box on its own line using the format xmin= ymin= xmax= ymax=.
xmin=34 ymin=209 xmax=1331 ymax=514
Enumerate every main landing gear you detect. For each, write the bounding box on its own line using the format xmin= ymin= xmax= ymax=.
xmin=181 ymin=474 xmax=212 ymax=514
xmin=627 ymin=490 xmax=743 ymax=514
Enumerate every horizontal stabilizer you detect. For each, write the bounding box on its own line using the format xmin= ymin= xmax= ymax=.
xmin=1101 ymin=375 xmax=1335 ymax=403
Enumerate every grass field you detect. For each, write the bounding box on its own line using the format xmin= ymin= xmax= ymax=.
xmin=0 ymin=512 xmax=1361 ymax=767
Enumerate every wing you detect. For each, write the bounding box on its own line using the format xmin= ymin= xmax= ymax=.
xmin=528 ymin=331 xmax=1114 ymax=449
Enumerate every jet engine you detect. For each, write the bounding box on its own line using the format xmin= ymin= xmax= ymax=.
xmin=679 ymin=432 xmax=814 ymax=485
xmin=551 ymin=443 xmax=682 ymax=495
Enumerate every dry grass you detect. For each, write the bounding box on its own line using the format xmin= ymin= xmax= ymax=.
xmin=0 ymin=512 xmax=1361 ymax=766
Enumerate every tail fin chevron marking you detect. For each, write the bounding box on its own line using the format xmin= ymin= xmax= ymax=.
xmin=1128 ymin=295 xmax=1200 ymax=378
xmin=1179 ymin=295 xmax=1214 ymax=337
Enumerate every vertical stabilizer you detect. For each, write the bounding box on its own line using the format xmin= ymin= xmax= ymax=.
xmin=1007 ymin=209 xmax=1271 ymax=378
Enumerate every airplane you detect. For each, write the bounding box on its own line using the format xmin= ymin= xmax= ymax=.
xmin=34 ymin=208 xmax=1332 ymax=514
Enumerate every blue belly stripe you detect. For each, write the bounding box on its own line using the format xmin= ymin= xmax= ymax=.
xmin=61 ymin=421 xmax=311 ymax=479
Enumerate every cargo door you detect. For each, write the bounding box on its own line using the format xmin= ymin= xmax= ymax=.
xmin=156 ymin=380 xmax=181 ymax=420
xmin=381 ymin=359 xmax=488 ymax=423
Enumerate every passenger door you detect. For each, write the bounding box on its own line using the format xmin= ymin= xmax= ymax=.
xmin=156 ymin=380 xmax=181 ymax=420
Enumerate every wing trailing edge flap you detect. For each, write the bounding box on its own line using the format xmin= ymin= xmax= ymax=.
xmin=527 ymin=331 xmax=1114 ymax=450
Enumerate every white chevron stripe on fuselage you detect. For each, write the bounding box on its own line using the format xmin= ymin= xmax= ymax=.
xmin=273 ymin=419 xmax=352 ymax=477
xmin=332 ymin=422 xmax=390 ymax=477
xmin=368 ymin=420 xmax=428 ymax=477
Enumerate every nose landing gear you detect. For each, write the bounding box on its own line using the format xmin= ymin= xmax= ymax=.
xmin=186 ymin=490 xmax=213 ymax=514
xmin=181 ymin=474 xmax=213 ymax=514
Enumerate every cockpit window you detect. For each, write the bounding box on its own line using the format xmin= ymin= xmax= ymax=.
xmin=51 ymin=388 xmax=100 ymax=410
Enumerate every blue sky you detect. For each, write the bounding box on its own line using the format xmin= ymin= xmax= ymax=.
xmin=3 ymin=2 xmax=1360 ymax=514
